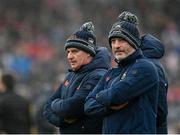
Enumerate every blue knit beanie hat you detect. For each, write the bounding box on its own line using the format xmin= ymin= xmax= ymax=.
xmin=109 ymin=11 xmax=141 ymax=49
xmin=65 ymin=22 xmax=97 ymax=56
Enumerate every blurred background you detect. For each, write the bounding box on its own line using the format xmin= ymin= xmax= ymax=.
xmin=0 ymin=0 xmax=179 ymax=133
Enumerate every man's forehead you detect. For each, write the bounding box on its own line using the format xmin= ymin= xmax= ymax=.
xmin=111 ymin=37 xmax=133 ymax=48
xmin=111 ymin=37 xmax=125 ymax=40
xmin=111 ymin=37 xmax=126 ymax=41
xmin=66 ymin=47 xmax=88 ymax=54
xmin=66 ymin=47 xmax=80 ymax=51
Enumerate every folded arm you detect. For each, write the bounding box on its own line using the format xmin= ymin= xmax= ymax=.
xmin=84 ymin=75 xmax=112 ymax=117
xmin=95 ymin=63 xmax=159 ymax=106
xmin=51 ymin=75 xmax=101 ymax=119
xmin=43 ymin=85 xmax=66 ymax=127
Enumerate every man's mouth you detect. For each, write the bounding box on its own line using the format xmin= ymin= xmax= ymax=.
xmin=115 ymin=50 xmax=124 ymax=55
xmin=69 ymin=61 xmax=76 ymax=65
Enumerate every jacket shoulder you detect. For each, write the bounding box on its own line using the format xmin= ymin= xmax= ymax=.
xmin=84 ymin=68 xmax=108 ymax=81
xmin=135 ymin=58 xmax=156 ymax=68
xmin=133 ymin=58 xmax=158 ymax=75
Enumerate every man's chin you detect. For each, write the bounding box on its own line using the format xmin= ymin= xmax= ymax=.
xmin=115 ymin=56 xmax=124 ymax=61
xmin=70 ymin=65 xmax=75 ymax=70
xmin=71 ymin=65 xmax=79 ymax=71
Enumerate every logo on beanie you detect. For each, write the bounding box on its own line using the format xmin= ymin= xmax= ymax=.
xmin=88 ymin=38 xmax=94 ymax=44
xmin=115 ymin=25 xmax=121 ymax=29
xmin=110 ymin=25 xmax=122 ymax=35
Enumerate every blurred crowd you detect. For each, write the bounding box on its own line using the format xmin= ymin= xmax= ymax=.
xmin=0 ymin=0 xmax=180 ymax=133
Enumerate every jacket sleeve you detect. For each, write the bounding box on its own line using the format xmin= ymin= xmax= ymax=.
xmin=43 ymin=85 xmax=66 ymax=127
xmin=95 ymin=61 xmax=159 ymax=106
xmin=50 ymin=74 xmax=104 ymax=118
xmin=84 ymin=75 xmax=111 ymax=117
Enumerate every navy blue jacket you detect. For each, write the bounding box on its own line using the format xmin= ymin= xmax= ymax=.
xmin=84 ymin=49 xmax=159 ymax=134
xmin=141 ymin=34 xmax=168 ymax=134
xmin=43 ymin=47 xmax=111 ymax=134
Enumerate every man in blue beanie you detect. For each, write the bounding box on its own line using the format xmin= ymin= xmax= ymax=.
xmin=43 ymin=22 xmax=111 ymax=134
xmin=84 ymin=11 xmax=159 ymax=134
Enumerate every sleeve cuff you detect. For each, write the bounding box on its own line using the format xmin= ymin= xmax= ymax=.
xmin=51 ymin=98 xmax=62 ymax=112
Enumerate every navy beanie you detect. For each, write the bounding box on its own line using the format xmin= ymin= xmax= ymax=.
xmin=109 ymin=11 xmax=141 ymax=49
xmin=65 ymin=22 xmax=97 ymax=56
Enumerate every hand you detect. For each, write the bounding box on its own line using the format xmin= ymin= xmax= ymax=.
xmin=110 ymin=102 xmax=128 ymax=110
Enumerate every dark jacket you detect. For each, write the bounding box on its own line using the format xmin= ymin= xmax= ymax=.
xmin=43 ymin=47 xmax=111 ymax=134
xmin=141 ymin=34 xmax=168 ymax=134
xmin=84 ymin=49 xmax=159 ymax=134
xmin=0 ymin=91 xmax=31 ymax=134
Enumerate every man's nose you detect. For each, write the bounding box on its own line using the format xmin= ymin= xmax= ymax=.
xmin=113 ymin=40 xmax=121 ymax=48
xmin=67 ymin=52 xmax=73 ymax=59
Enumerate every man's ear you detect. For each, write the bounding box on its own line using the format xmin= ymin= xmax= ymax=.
xmin=87 ymin=53 xmax=91 ymax=58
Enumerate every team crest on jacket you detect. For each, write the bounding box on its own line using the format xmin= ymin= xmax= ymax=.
xmin=76 ymin=85 xmax=80 ymax=90
xmin=64 ymin=80 xmax=69 ymax=86
xmin=106 ymin=76 xmax=110 ymax=81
